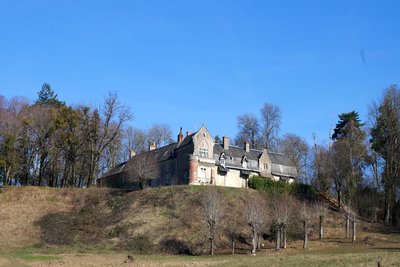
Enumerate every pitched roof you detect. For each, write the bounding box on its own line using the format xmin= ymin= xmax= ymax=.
xmin=213 ymin=144 xmax=260 ymax=161
xmin=100 ymin=133 xmax=195 ymax=179
xmin=213 ymin=143 xmax=297 ymax=177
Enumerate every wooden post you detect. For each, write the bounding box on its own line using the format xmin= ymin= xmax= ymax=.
xmin=319 ymin=215 xmax=324 ymax=239
xmin=345 ymin=213 xmax=350 ymax=239
xmin=283 ymin=227 xmax=287 ymax=249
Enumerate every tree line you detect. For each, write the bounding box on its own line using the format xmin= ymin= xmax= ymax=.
xmin=0 ymin=84 xmax=176 ymax=188
xmin=0 ymin=84 xmax=133 ymax=187
xmin=235 ymin=86 xmax=400 ymax=227
xmin=1 ymin=83 xmax=400 ymax=227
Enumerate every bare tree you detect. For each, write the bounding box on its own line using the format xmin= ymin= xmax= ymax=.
xmin=311 ymin=138 xmax=331 ymax=194
xmin=125 ymin=126 xmax=147 ymax=156
xmin=370 ymin=86 xmax=400 ymax=225
xmin=280 ymin=133 xmax=309 ymax=180
xmin=270 ymin=195 xmax=294 ymax=250
xmin=229 ymin=214 xmax=237 ymax=254
xmin=300 ymin=202 xmax=317 ymax=249
xmin=201 ymin=187 xmax=224 ymax=256
xmin=245 ymin=195 xmax=268 ymax=254
xmin=147 ymin=123 xmax=173 ymax=148
xmin=235 ymin=113 xmax=261 ymax=149
xmin=260 ymin=103 xmax=281 ymax=149
xmin=316 ymin=201 xmax=326 ymax=239
xmin=127 ymin=152 xmax=159 ymax=190
xmin=84 ymin=93 xmax=132 ymax=187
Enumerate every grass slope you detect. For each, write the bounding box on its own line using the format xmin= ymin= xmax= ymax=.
xmin=0 ymin=185 xmax=399 ymax=261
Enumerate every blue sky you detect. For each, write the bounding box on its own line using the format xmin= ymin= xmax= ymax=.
xmin=1 ymin=1 xmax=399 ymax=145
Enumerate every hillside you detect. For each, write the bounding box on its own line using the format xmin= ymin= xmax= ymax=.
xmin=0 ymin=185 xmax=393 ymax=255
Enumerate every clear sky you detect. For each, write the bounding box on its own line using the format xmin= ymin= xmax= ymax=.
xmin=1 ymin=1 xmax=399 ymax=145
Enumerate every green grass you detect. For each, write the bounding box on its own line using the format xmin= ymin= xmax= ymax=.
xmin=3 ymin=247 xmax=60 ymax=261
xmin=1 ymin=245 xmax=400 ymax=266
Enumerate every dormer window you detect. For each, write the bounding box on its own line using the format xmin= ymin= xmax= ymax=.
xmin=242 ymin=156 xmax=248 ymax=168
xmin=219 ymin=153 xmax=226 ymax=166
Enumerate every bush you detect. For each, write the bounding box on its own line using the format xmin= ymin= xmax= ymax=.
xmin=248 ymin=176 xmax=317 ymax=198
xmin=248 ymin=176 xmax=290 ymax=195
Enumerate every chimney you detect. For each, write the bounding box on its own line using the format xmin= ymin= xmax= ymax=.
xmin=177 ymin=127 xmax=183 ymax=143
xmin=129 ymin=150 xmax=136 ymax=159
xmin=223 ymin=136 xmax=229 ymax=150
xmin=186 ymin=131 xmax=193 ymax=137
xmin=244 ymin=141 xmax=250 ymax=153
xmin=149 ymin=142 xmax=156 ymax=151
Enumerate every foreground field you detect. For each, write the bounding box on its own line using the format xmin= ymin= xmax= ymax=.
xmin=0 ymin=186 xmax=399 ymax=266
xmin=1 ymin=243 xmax=400 ymax=267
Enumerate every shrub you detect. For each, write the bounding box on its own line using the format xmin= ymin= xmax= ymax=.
xmin=248 ymin=176 xmax=290 ymax=195
xmin=248 ymin=176 xmax=318 ymax=198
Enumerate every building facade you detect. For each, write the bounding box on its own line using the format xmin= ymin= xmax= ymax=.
xmin=98 ymin=125 xmax=297 ymax=189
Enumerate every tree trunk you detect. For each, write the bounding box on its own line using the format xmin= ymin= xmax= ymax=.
xmin=5 ymin=167 xmax=11 ymax=186
xmin=257 ymin=233 xmax=261 ymax=250
xmin=251 ymin=229 xmax=257 ymax=254
xmin=210 ymin=237 xmax=214 ymax=256
xmin=319 ymin=215 xmax=324 ymax=239
xmin=303 ymin=221 xmax=308 ymax=249
xmin=345 ymin=214 xmax=350 ymax=238
xmin=337 ymin=190 xmax=342 ymax=210
xmin=352 ymin=219 xmax=356 ymax=244
xmin=384 ymin=190 xmax=392 ymax=225
xmin=231 ymin=235 xmax=235 ymax=255
xmin=38 ymin=153 xmax=46 ymax=186
xmin=275 ymin=228 xmax=281 ymax=251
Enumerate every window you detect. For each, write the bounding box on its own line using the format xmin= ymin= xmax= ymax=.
xmin=220 ymin=153 xmax=226 ymax=166
xmin=199 ymin=147 xmax=208 ymax=158
xmin=199 ymin=167 xmax=207 ymax=183
xmin=264 ymin=163 xmax=268 ymax=170
xmin=242 ymin=156 xmax=248 ymax=168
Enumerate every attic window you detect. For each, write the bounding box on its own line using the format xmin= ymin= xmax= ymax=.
xmin=242 ymin=156 xmax=248 ymax=168
xmin=220 ymin=153 xmax=226 ymax=166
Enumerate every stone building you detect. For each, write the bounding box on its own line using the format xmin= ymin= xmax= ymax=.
xmin=98 ymin=125 xmax=297 ymax=190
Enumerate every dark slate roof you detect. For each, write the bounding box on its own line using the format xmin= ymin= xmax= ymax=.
xmin=213 ymin=144 xmax=297 ymax=178
xmin=101 ymin=162 xmax=127 ymax=178
xmin=268 ymin=151 xmax=295 ymax=167
xmin=101 ymin=134 xmax=195 ymax=179
xmin=177 ymin=133 xmax=194 ymax=148
xmin=101 ymin=142 xmax=179 ymax=179
xmin=213 ymin=144 xmax=260 ymax=161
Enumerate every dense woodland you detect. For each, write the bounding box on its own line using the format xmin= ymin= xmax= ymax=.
xmin=1 ymin=84 xmax=400 ymax=228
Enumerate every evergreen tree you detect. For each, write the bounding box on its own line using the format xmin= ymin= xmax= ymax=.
xmin=332 ymin=111 xmax=364 ymax=140
xmin=36 ymin=83 xmax=64 ymax=107
xmin=331 ymin=111 xmax=366 ymax=208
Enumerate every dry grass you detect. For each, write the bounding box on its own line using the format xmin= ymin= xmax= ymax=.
xmin=0 ymin=185 xmax=399 ymax=267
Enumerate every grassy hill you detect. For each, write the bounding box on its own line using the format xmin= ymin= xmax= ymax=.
xmin=0 ymin=185 xmax=396 ymax=256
